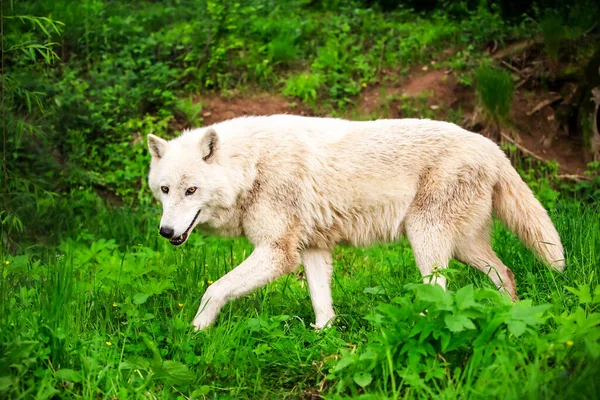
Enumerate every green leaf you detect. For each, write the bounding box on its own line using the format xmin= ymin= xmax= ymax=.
xmin=0 ymin=376 xmax=14 ymax=392
xmin=154 ymin=360 xmax=195 ymax=384
xmin=593 ymin=286 xmax=600 ymax=304
xmin=507 ymin=320 xmax=527 ymax=337
xmin=415 ymin=284 xmax=454 ymax=310
xmin=133 ymin=293 xmax=149 ymax=305
xmin=415 ymin=284 xmax=445 ymax=303
xmin=509 ymin=300 xmax=551 ymax=325
xmin=363 ymin=286 xmax=385 ymax=295
xmin=334 ymin=355 xmax=355 ymax=372
xmin=455 ymin=285 xmax=475 ymax=310
xmin=566 ymin=285 xmax=592 ymax=304
xmin=192 ymin=385 xmax=211 ymax=396
xmin=141 ymin=333 xmax=162 ymax=364
xmin=120 ymin=356 xmax=150 ymax=371
xmin=55 ymin=368 xmax=83 ymax=383
xmin=440 ymin=331 xmax=451 ymax=352
xmin=445 ymin=314 xmax=476 ymax=332
xmin=52 ymin=327 xmax=67 ymax=340
xmin=253 ymin=343 xmax=270 ymax=356
xmin=353 ymin=372 xmax=373 ymax=388
xmin=359 ymin=349 xmax=376 ymax=362
xmin=584 ymin=338 xmax=600 ymax=359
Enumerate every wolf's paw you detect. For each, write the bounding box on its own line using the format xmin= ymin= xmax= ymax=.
xmin=311 ymin=315 xmax=335 ymax=331
xmin=192 ymin=314 xmax=214 ymax=331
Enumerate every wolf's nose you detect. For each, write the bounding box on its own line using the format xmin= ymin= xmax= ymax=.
xmin=159 ymin=226 xmax=174 ymax=239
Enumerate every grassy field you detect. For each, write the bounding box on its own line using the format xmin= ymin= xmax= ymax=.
xmin=1 ymin=198 xmax=599 ymax=399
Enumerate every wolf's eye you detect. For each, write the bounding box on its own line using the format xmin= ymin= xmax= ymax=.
xmin=185 ymin=187 xmax=197 ymax=196
xmin=160 ymin=186 xmax=169 ymax=194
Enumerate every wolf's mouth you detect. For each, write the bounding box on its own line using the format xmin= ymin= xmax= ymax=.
xmin=169 ymin=209 xmax=201 ymax=246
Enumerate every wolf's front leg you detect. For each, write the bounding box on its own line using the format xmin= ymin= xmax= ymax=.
xmin=192 ymin=245 xmax=299 ymax=330
xmin=302 ymin=249 xmax=335 ymax=330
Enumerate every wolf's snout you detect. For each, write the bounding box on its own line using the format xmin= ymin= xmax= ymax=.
xmin=159 ymin=226 xmax=175 ymax=239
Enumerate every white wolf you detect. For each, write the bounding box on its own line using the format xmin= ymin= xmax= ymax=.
xmin=147 ymin=115 xmax=564 ymax=331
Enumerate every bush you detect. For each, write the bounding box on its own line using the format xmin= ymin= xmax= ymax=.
xmin=328 ymin=283 xmax=600 ymax=398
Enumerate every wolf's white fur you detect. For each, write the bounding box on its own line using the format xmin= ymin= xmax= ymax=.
xmin=147 ymin=115 xmax=565 ymax=330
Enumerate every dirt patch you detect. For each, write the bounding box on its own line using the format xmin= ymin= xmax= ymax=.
xmin=191 ymin=67 xmax=589 ymax=175
xmin=393 ymin=69 xmax=587 ymax=174
xmin=357 ymin=84 xmax=402 ymax=116
xmin=354 ymin=69 xmax=462 ymax=118
xmin=199 ymin=93 xmax=315 ymax=125
xmin=402 ymin=70 xmax=457 ymax=104
xmin=510 ymin=91 xmax=587 ymax=174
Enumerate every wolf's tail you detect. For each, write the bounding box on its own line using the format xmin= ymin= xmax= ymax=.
xmin=492 ymin=161 xmax=565 ymax=271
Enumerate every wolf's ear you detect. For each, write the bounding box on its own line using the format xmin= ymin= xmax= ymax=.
xmin=199 ymin=128 xmax=219 ymax=163
xmin=148 ymin=134 xmax=168 ymax=159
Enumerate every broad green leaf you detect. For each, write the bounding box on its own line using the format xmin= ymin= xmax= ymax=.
xmin=253 ymin=343 xmax=270 ymax=356
xmin=565 ymin=285 xmax=592 ymax=304
xmin=509 ymin=300 xmax=551 ymax=325
xmin=506 ymin=320 xmax=527 ymax=337
xmin=593 ymin=285 xmax=600 ymax=304
xmin=192 ymin=386 xmax=211 ymax=396
xmin=584 ymin=338 xmax=600 ymax=359
xmin=119 ymin=356 xmax=150 ymax=371
xmin=445 ymin=314 xmax=476 ymax=332
xmin=415 ymin=284 xmax=445 ymax=303
xmin=363 ymin=286 xmax=385 ymax=295
xmin=353 ymin=372 xmax=373 ymax=388
xmin=154 ymin=360 xmax=195 ymax=384
xmin=0 ymin=376 xmax=14 ymax=392
xmin=416 ymin=284 xmax=453 ymax=310
xmin=440 ymin=331 xmax=451 ymax=352
xmin=52 ymin=327 xmax=67 ymax=340
xmin=55 ymin=368 xmax=83 ymax=383
xmin=455 ymin=285 xmax=475 ymax=310
xmin=359 ymin=349 xmax=376 ymax=362
xmin=133 ymin=292 xmax=149 ymax=305
xmin=334 ymin=356 xmax=355 ymax=372
xmin=141 ymin=333 xmax=162 ymax=364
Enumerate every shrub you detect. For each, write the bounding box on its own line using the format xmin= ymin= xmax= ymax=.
xmin=328 ymin=283 xmax=600 ymax=398
xmin=283 ymin=73 xmax=323 ymax=104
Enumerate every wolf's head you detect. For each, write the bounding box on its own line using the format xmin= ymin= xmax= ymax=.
xmin=147 ymin=128 xmax=238 ymax=246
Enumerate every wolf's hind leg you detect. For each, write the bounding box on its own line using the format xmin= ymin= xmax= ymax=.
xmin=455 ymin=233 xmax=519 ymax=301
xmin=405 ymin=220 xmax=453 ymax=290
xmin=302 ymin=249 xmax=335 ymax=330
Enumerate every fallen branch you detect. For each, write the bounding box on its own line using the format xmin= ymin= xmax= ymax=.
xmin=500 ymin=131 xmax=546 ymax=163
xmin=500 ymin=131 xmax=595 ymax=180
xmin=492 ymin=38 xmax=541 ymax=60
xmin=557 ymin=174 xmax=593 ymax=181
xmin=527 ymin=94 xmax=562 ymax=116
xmin=516 ymin=79 xmax=528 ymax=89
xmin=584 ymin=22 xmax=598 ymax=36
xmin=500 ymin=60 xmax=525 ymax=77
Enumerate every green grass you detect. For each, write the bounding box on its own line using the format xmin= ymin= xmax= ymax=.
xmin=2 ymin=1 xmax=600 ymax=398
xmin=540 ymin=12 xmax=564 ymax=62
xmin=1 ymin=199 xmax=599 ymax=399
xmin=475 ymin=64 xmax=514 ymax=125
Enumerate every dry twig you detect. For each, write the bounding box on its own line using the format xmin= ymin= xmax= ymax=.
xmin=527 ymin=95 xmax=562 ymax=116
